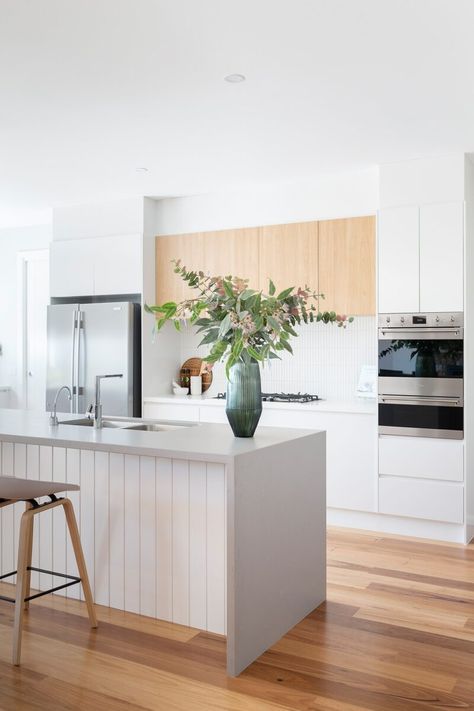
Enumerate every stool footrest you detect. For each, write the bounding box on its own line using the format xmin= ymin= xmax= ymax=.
xmin=0 ymin=567 xmax=81 ymax=603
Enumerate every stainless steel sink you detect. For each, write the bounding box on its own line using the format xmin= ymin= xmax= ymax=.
xmin=125 ymin=423 xmax=191 ymax=432
xmin=58 ymin=418 xmax=124 ymax=428
xmin=58 ymin=418 xmax=194 ymax=431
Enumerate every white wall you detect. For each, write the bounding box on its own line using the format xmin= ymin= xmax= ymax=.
xmin=0 ymin=224 xmax=52 ymax=406
xmin=156 ymin=167 xmax=379 ymax=234
xmin=53 ymin=197 xmax=145 ymax=240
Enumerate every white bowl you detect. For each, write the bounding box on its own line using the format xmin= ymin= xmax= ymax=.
xmin=173 ymin=387 xmax=189 ymax=396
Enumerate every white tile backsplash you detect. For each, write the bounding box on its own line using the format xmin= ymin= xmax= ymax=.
xmin=178 ymin=316 xmax=376 ymax=400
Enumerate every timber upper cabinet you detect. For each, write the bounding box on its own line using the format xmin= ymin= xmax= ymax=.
xmin=155 ymin=228 xmax=259 ymax=304
xmin=156 ymin=216 xmax=376 ymax=314
xmin=378 ymin=202 xmax=464 ymax=313
xmin=258 ymin=221 xmax=319 ymax=294
xmin=319 ymin=216 xmax=375 ymax=315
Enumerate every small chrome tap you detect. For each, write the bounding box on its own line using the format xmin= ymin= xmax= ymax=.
xmin=49 ymin=385 xmax=72 ymax=426
xmin=87 ymin=374 xmax=123 ymax=429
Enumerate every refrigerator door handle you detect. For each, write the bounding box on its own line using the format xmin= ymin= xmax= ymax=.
xmin=70 ymin=310 xmax=78 ymax=412
xmin=76 ymin=310 xmax=84 ymax=413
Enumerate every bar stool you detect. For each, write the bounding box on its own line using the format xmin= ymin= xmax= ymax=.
xmin=0 ymin=476 xmax=98 ymax=665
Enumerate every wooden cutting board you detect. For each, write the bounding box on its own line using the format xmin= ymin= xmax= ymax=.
xmin=181 ymin=357 xmax=213 ymax=393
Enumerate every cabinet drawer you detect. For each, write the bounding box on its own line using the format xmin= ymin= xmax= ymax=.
xmin=379 ymin=477 xmax=463 ymax=523
xmin=379 ymin=436 xmax=464 ymax=482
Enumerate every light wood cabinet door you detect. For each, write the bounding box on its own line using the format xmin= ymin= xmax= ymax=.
xmin=200 ymin=228 xmax=260 ymax=287
xmin=156 ymin=228 xmax=260 ymax=303
xmin=155 ymin=233 xmax=203 ymax=303
xmin=258 ymin=221 xmax=319 ymax=294
xmin=319 ymin=216 xmax=376 ymax=315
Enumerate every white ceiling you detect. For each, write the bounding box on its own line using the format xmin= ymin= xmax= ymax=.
xmin=1 ymin=0 xmax=474 ymax=227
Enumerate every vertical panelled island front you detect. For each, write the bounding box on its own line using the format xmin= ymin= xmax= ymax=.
xmin=0 ymin=410 xmax=326 ymax=675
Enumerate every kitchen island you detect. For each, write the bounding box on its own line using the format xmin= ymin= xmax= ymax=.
xmin=0 ymin=409 xmax=326 ymax=675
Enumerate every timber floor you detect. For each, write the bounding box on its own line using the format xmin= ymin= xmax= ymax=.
xmin=0 ymin=527 xmax=473 ymax=710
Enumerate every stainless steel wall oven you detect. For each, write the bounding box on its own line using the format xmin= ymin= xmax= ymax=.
xmin=378 ymin=313 xmax=463 ymax=439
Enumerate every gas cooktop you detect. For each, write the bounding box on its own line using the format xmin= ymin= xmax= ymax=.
xmin=215 ymin=392 xmax=322 ymax=403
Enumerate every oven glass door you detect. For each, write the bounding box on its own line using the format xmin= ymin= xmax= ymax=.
xmin=378 ymin=338 xmax=463 ymax=378
xmin=378 ymin=398 xmax=463 ymax=439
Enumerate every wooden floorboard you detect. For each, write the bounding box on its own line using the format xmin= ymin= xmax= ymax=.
xmin=0 ymin=527 xmax=473 ymax=710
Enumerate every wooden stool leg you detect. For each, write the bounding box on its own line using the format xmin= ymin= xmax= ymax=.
xmin=62 ymin=498 xmax=98 ymax=629
xmin=23 ymin=502 xmax=34 ymax=611
xmin=13 ymin=509 xmax=34 ymax=665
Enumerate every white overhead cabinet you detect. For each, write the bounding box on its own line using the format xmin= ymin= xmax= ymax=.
xmin=419 ymin=202 xmax=464 ymax=312
xmin=50 ymin=234 xmax=142 ymax=297
xmin=378 ymin=202 xmax=464 ymax=313
xmin=50 ymin=238 xmax=95 ymax=297
xmin=378 ymin=206 xmax=419 ymax=313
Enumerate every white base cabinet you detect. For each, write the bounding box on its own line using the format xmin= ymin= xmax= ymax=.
xmin=144 ymin=401 xmax=377 ymax=514
xmin=379 ymin=477 xmax=464 ymax=524
xmin=379 ymin=435 xmax=465 ymax=525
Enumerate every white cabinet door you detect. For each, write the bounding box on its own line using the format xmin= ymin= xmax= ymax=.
xmin=261 ymin=408 xmax=377 ymax=513
xmin=379 ymin=477 xmax=464 ymax=524
xmin=50 ymin=239 xmax=95 ymax=297
xmin=378 ymin=206 xmax=419 ymax=313
xmin=94 ymin=234 xmax=142 ymax=295
xmin=420 ymin=202 xmax=464 ymax=312
xmin=143 ymin=402 xmax=200 ymax=422
xmin=379 ymin=436 xmax=464 ymax=482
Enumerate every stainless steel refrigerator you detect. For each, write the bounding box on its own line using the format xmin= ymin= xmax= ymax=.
xmin=46 ymin=301 xmax=141 ymax=417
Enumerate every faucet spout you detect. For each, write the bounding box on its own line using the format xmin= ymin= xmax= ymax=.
xmin=49 ymin=385 xmax=72 ymax=426
xmin=90 ymin=374 xmax=123 ymax=429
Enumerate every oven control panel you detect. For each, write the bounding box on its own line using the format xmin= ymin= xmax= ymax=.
xmin=378 ymin=312 xmax=463 ymax=329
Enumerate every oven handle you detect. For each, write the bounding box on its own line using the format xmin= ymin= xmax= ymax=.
xmin=379 ymin=327 xmax=463 ymax=338
xmin=379 ymin=395 xmax=463 ymax=406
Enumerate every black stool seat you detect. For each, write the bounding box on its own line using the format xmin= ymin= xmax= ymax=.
xmin=0 ymin=476 xmax=79 ymax=502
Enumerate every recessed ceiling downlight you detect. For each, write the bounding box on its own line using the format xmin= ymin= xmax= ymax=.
xmin=224 ymin=73 xmax=246 ymax=83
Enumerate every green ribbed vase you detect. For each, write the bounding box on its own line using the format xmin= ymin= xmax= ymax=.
xmin=225 ymin=362 xmax=262 ymax=438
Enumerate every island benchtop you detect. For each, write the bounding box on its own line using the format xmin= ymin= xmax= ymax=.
xmin=0 ymin=408 xmax=324 ymax=464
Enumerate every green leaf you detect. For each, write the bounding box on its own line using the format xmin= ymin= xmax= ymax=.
xmin=267 ymin=316 xmax=281 ymax=331
xmin=223 ymin=281 xmax=235 ymax=299
xmin=282 ymin=322 xmax=298 ymax=337
xmin=269 ymin=279 xmax=276 ymax=296
xmin=247 ymin=346 xmax=263 ymax=361
xmin=198 ymin=329 xmax=220 ymax=346
xmin=281 ymin=340 xmax=293 ymax=354
xmin=218 ymin=312 xmax=232 ymax=338
xmin=276 ymin=287 xmax=294 ymax=300
xmin=144 ymin=304 xmax=167 ymax=314
xmin=240 ymin=289 xmax=255 ymax=301
xmin=173 ymin=320 xmax=181 ymax=332
xmin=225 ymin=355 xmax=237 ymax=380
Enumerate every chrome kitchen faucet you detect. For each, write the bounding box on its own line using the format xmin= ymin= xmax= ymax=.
xmin=87 ymin=374 xmax=123 ymax=429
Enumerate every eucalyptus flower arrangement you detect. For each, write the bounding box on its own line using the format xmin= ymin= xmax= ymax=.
xmin=145 ymin=260 xmax=353 ymax=377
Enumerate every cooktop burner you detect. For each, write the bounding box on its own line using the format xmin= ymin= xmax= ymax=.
xmin=215 ymin=392 xmax=322 ymax=403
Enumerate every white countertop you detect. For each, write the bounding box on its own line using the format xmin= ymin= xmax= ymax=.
xmin=144 ymin=394 xmax=377 ymax=415
xmin=0 ymin=408 xmax=323 ymax=464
